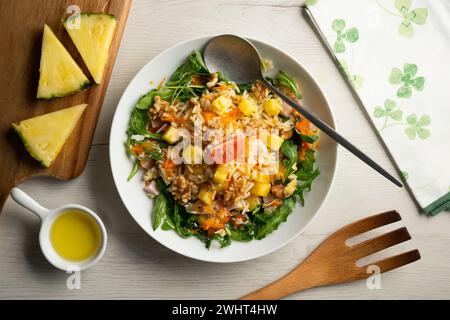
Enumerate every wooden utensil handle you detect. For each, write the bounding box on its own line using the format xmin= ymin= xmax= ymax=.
xmin=241 ymin=268 xmax=314 ymax=300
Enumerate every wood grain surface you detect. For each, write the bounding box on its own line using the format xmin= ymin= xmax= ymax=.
xmin=0 ymin=0 xmax=132 ymax=211
xmin=0 ymin=0 xmax=449 ymax=300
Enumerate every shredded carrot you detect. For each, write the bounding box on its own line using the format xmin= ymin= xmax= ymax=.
xmin=200 ymin=207 xmax=230 ymax=231
xmin=219 ymin=206 xmax=229 ymax=219
xmin=217 ymin=83 xmax=233 ymax=91
xmin=162 ymin=115 xmax=186 ymax=124
xmin=295 ymin=119 xmax=313 ymax=135
xmin=131 ymin=144 xmax=144 ymax=155
xmin=163 ymin=158 xmax=176 ymax=170
xmin=202 ymin=205 xmax=216 ymax=215
xmin=202 ymin=111 xmax=216 ymax=123
xmin=298 ymin=142 xmax=309 ymax=161
xmin=225 ymin=107 xmax=241 ymax=119
xmin=271 ymin=199 xmax=282 ymax=207
xmin=201 ymin=217 xmax=222 ymax=231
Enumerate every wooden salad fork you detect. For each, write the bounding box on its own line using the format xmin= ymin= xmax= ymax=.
xmin=241 ymin=211 xmax=421 ymax=300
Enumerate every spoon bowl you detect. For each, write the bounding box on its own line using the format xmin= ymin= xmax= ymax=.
xmin=204 ymin=34 xmax=262 ymax=84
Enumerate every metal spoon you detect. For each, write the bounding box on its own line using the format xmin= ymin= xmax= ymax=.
xmin=203 ymin=35 xmax=402 ymax=187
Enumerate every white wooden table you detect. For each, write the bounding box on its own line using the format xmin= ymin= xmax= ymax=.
xmin=1 ymin=0 xmax=449 ymax=300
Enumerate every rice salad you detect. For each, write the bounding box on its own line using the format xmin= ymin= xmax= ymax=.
xmin=126 ymin=50 xmax=320 ymax=248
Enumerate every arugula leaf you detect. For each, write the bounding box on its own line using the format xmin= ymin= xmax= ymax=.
xmin=170 ymin=50 xmax=209 ymax=82
xmin=237 ymin=82 xmax=252 ymax=92
xmin=162 ymin=214 xmax=175 ymax=231
xmin=166 ymin=50 xmax=210 ymax=103
xmin=152 ymin=193 xmax=168 ymax=230
xmin=148 ymin=150 xmax=163 ymax=161
xmin=205 ymin=234 xmax=231 ymax=248
xmin=170 ymin=61 xmax=192 ymax=83
xmin=294 ymin=169 xmax=320 ymax=206
xmin=226 ymin=224 xmax=255 ymax=242
xmin=280 ymin=139 xmax=298 ymax=178
xmin=300 ymin=134 xmax=319 ymax=144
xmin=255 ymin=197 xmax=295 ymax=239
xmin=188 ymin=50 xmax=209 ymax=74
xmin=155 ymin=177 xmax=169 ymax=195
xmin=128 ymin=108 xmax=148 ymax=135
xmin=127 ymin=160 xmax=140 ymax=182
xmin=276 ymin=70 xmax=302 ymax=99
xmin=156 ymin=181 xmax=203 ymax=240
xmin=218 ymin=235 xmax=231 ymax=248
xmin=135 ymin=89 xmax=171 ymax=110
xmin=296 ymin=149 xmax=316 ymax=179
xmin=279 ymin=115 xmax=290 ymax=123
xmin=264 ymin=76 xmax=275 ymax=85
xmin=294 ymin=148 xmax=320 ymax=206
xmin=127 ymin=108 xmax=162 ymax=141
xmin=171 ymin=204 xmax=194 ymax=238
xmin=217 ymin=71 xmax=230 ymax=82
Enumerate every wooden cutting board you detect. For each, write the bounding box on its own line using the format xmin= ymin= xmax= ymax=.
xmin=0 ymin=0 xmax=132 ymax=212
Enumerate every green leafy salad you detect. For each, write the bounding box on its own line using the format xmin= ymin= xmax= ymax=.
xmin=126 ymin=50 xmax=320 ymax=248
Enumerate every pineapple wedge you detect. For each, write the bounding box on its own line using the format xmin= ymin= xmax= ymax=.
xmin=37 ymin=25 xmax=90 ymax=99
xmin=63 ymin=13 xmax=117 ymax=84
xmin=12 ymin=104 xmax=87 ymax=167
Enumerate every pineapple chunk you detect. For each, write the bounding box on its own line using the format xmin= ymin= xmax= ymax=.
xmin=197 ymin=215 xmax=207 ymax=225
xmin=211 ymin=96 xmax=232 ymax=115
xmin=162 ymin=126 xmax=179 ymax=144
xmin=246 ymin=195 xmax=260 ymax=210
xmin=263 ymin=99 xmax=282 ymax=116
xmin=63 ymin=13 xmax=117 ymax=84
xmin=182 ymin=145 xmax=202 ymax=164
xmin=214 ymin=165 xmax=230 ymax=185
xmin=266 ymin=134 xmax=284 ymax=151
xmin=37 ymin=25 xmax=90 ymax=99
xmin=238 ymin=98 xmax=257 ymax=116
xmin=255 ymin=172 xmax=270 ymax=183
xmin=12 ymin=104 xmax=87 ymax=167
xmin=251 ymin=182 xmax=271 ymax=197
xmin=274 ymin=163 xmax=285 ymax=181
xmin=198 ymin=186 xmax=215 ymax=205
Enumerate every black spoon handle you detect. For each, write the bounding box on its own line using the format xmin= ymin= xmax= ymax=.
xmin=263 ymin=79 xmax=403 ymax=188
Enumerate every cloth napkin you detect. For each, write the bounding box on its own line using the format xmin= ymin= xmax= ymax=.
xmin=304 ymin=0 xmax=450 ymax=215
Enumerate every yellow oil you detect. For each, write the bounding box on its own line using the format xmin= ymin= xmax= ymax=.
xmin=50 ymin=210 xmax=102 ymax=262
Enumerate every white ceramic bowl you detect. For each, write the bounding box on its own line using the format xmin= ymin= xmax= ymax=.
xmin=109 ymin=35 xmax=337 ymax=263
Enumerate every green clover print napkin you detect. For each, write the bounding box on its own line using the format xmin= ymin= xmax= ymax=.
xmin=305 ymin=0 xmax=450 ymax=215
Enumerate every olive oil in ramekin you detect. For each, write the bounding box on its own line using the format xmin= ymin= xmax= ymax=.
xmin=50 ymin=210 xmax=102 ymax=262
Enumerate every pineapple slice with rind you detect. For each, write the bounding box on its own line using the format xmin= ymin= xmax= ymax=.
xmin=63 ymin=13 xmax=117 ymax=84
xmin=37 ymin=25 xmax=90 ymax=99
xmin=12 ymin=104 xmax=88 ymax=167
